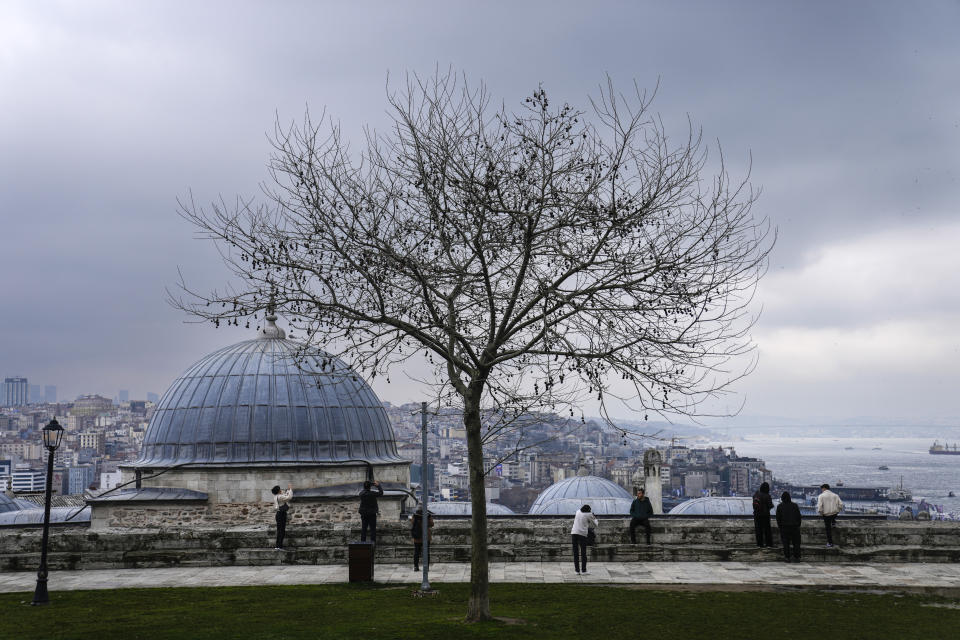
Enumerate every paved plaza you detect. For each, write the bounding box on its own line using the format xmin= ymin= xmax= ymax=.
xmin=2 ymin=562 xmax=959 ymax=594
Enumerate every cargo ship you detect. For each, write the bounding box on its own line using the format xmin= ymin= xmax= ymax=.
xmin=929 ymin=441 xmax=960 ymax=455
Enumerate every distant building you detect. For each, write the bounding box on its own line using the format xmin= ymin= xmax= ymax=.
xmin=118 ymin=390 xmax=129 ymax=404
xmin=3 ymin=378 xmax=28 ymax=407
xmin=146 ymin=392 xmax=159 ymax=404
xmin=77 ymin=432 xmax=105 ymax=456
xmin=66 ymin=465 xmax=96 ymax=494
xmin=44 ymin=385 xmax=57 ymax=403
xmin=29 ymin=384 xmax=42 ymax=404
xmin=11 ymin=464 xmax=44 ymax=492
xmin=0 ymin=441 xmax=42 ymax=461
xmin=100 ymin=469 xmax=123 ymax=491
xmin=0 ymin=459 xmax=11 ymax=491
xmin=51 ymin=467 xmax=68 ymax=495
xmin=70 ymin=395 xmax=113 ymax=417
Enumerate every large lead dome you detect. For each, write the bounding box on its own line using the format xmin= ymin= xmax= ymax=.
xmin=134 ymin=317 xmax=401 ymax=467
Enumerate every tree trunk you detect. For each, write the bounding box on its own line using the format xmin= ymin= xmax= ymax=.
xmin=463 ymin=390 xmax=492 ymax=622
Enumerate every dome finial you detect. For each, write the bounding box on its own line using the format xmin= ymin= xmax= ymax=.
xmin=260 ymin=297 xmax=286 ymax=339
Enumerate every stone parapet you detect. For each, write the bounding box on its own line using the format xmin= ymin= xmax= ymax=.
xmin=89 ymin=463 xmax=411 ymax=530
xmin=3 ymin=516 xmax=960 ymax=572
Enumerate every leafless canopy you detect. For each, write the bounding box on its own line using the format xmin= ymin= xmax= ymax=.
xmin=177 ymin=73 xmax=769 ymax=423
xmin=173 ymin=71 xmax=772 ymax=620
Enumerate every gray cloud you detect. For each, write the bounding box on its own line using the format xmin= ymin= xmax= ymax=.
xmin=1 ymin=1 xmax=957 ymax=421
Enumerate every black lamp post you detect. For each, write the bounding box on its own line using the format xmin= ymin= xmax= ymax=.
xmin=31 ymin=417 xmax=64 ymax=606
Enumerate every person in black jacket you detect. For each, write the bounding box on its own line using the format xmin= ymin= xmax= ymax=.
xmin=775 ymin=491 xmax=802 ymax=562
xmin=629 ymin=488 xmax=654 ymax=544
xmin=752 ymin=481 xmax=775 ymax=547
xmin=358 ymin=480 xmax=383 ymax=543
xmin=411 ymin=506 xmax=434 ymax=572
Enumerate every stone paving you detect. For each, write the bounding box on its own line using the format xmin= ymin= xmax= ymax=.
xmin=2 ymin=562 xmax=960 ymax=594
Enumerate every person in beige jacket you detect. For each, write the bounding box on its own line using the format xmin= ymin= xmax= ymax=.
xmin=816 ymin=483 xmax=843 ymax=548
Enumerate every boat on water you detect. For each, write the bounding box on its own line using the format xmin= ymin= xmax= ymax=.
xmin=886 ymin=476 xmax=913 ymax=502
xmin=844 ymin=446 xmax=854 ymax=450
xmin=878 ymin=465 xmax=889 ymax=470
xmin=930 ymin=441 xmax=960 ymax=455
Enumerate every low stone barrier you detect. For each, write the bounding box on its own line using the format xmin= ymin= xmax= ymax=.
xmin=3 ymin=516 xmax=959 ymax=572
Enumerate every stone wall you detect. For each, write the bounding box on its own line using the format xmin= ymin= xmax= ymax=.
xmin=121 ymin=462 xmax=409 ymax=505
xmin=4 ymin=516 xmax=960 ymax=571
xmin=91 ymin=498 xmax=385 ymax=530
xmin=90 ymin=461 xmax=410 ymax=530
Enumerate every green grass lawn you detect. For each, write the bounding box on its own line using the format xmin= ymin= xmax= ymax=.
xmin=2 ymin=583 xmax=958 ymax=640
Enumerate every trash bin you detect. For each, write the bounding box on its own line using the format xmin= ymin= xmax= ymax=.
xmin=348 ymin=541 xmax=375 ymax=582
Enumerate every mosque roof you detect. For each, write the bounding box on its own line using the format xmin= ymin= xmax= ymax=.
xmin=528 ymin=474 xmax=633 ymax=515
xmin=423 ymin=501 xmax=516 ymax=516
xmin=528 ymin=497 xmax=633 ymax=515
xmin=668 ymin=496 xmax=774 ymax=516
xmin=530 ymin=475 xmax=630 ymax=509
xmin=0 ymin=506 xmax=90 ymax=526
xmin=0 ymin=493 xmax=36 ymax=513
xmin=132 ymin=316 xmax=402 ymax=468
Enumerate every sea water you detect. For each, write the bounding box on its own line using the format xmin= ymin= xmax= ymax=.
xmin=709 ymin=436 xmax=960 ymax=515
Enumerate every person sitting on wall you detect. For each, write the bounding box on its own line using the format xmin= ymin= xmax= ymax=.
xmin=358 ymin=480 xmax=383 ymax=543
xmin=629 ymin=488 xmax=654 ymax=544
xmin=271 ymin=483 xmax=293 ymax=551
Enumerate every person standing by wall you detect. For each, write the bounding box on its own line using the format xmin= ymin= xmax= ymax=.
xmin=411 ymin=505 xmax=434 ymax=572
xmin=752 ymin=481 xmax=774 ymax=547
xmin=775 ymin=491 xmax=802 ymax=562
xmin=271 ymin=483 xmax=293 ymax=551
xmin=571 ymin=504 xmax=598 ymax=575
xmin=358 ymin=480 xmax=383 ymax=543
xmin=817 ymin=483 xmax=844 ymax=548
xmin=629 ymin=488 xmax=654 ymax=544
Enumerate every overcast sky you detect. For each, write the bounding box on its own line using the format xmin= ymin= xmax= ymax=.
xmin=2 ymin=1 xmax=957 ymax=425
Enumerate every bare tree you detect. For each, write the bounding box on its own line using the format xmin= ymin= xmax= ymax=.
xmin=173 ymin=71 xmax=773 ymax=621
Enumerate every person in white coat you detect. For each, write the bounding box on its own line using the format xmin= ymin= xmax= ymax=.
xmin=816 ymin=483 xmax=844 ymax=548
xmin=571 ymin=504 xmax=598 ymax=575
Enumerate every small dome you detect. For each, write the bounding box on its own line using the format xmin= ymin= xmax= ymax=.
xmin=529 ymin=497 xmax=633 ymax=515
xmin=668 ymin=496 xmax=772 ymax=516
xmin=134 ymin=319 xmax=401 ymax=467
xmin=0 ymin=493 xmax=34 ymax=514
xmin=0 ymin=506 xmax=90 ymax=526
xmin=425 ymin=501 xmax=515 ymax=516
xmin=529 ymin=475 xmax=632 ymax=515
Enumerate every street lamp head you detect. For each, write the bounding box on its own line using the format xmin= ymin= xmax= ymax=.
xmin=42 ymin=417 xmax=64 ymax=451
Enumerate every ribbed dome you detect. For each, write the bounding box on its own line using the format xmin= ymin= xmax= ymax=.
xmin=669 ymin=497 xmax=766 ymax=516
xmin=426 ymin=501 xmax=516 ymax=516
xmin=529 ymin=475 xmax=631 ymax=515
xmin=529 ymin=497 xmax=633 ymax=515
xmin=0 ymin=493 xmax=35 ymax=514
xmin=134 ymin=321 xmax=401 ymax=467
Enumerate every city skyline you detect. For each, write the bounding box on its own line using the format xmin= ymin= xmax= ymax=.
xmin=2 ymin=2 xmax=958 ymax=423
